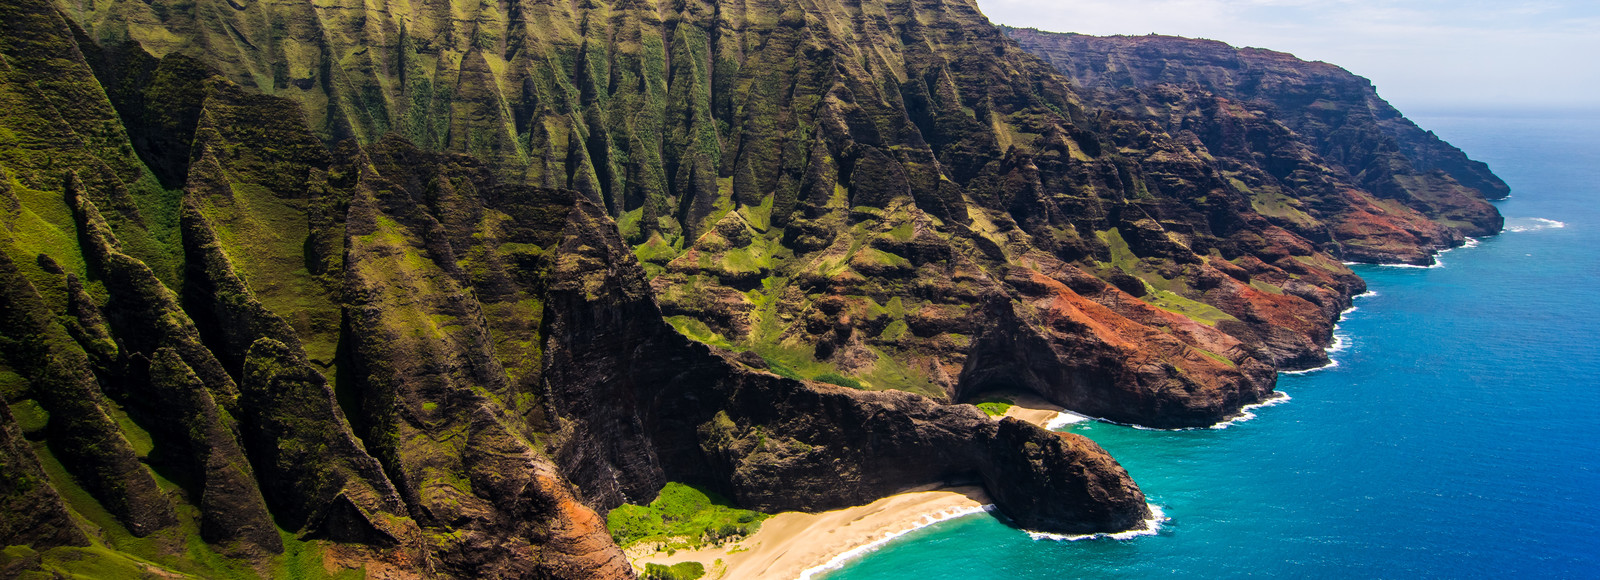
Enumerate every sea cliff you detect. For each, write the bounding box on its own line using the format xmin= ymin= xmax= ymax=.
xmin=0 ymin=0 xmax=1501 ymax=576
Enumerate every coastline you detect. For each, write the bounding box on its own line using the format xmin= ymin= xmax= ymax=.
xmin=628 ymin=404 xmax=1069 ymax=580
xmin=627 ymin=486 xmax=994 ymax=580
xmin=625 ymin=284 xmax=1385 ymax=580
xmin=636 ymin=124 xmax=1577 ymax=580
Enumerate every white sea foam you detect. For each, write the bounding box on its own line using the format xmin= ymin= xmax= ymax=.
xmin=795 ymin=504 xmax=995 ymax=580
xmin=1044 ymin=411 xmax=1091 ymax=430
xmin=1280 ymin=330 xmax=1344 ymax=376
xmin=1280 ymin=359 xmax=1339 ymax=375
xmin=1504 ymin=217 xmax=1567 ymax=233
xmin=1436 ymin=237 xmax=1481 ymax=255
xmin=1374 ymin=260 xmax=1443 ymax=269
xmin=1047 ymin=290 xmax=1374 ymax=432
xmin=1347 ymin=236 xmax=1492 ymax=269
xmin=1026 ymin=504 xmax=1167 ymax=542
xmin=1281 ymin=289 xmax=1373 ymax=376
xmin=1208 ymin=392 xmax=1292 ymax=430
xmin=1346 ymin=259 xmax=1441 ymax=269
xmin=1326 ymin=331 xmax=1351 ymax=353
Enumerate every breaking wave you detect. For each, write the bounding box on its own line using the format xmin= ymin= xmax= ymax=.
xmin=795 ymin=505 xmax=995 ymax=580
xmin=1503 ymin=217 xmax=1566 ymax=233
xmin=1026 ymin=504 xmax=1167 ymax=542
xmin=1209 ymin=392 xmax=1292 ymax=429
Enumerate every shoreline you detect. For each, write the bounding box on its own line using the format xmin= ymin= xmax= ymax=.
xmin=629 ymin=210 xmax=1524 ymax=579
xmin=626 ymin=303 xmax=1388 ymax=580
xmin=628 ymin=405 xmax=1069 ymax=580
xmin=627 ymin=486 xmax=994 ymax=580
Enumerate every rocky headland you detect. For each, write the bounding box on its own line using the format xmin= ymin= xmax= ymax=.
xmin=0 ymin=0 xmax=1501 ymax=577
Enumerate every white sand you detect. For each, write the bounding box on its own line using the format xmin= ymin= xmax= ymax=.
xmin=627 ymin=395 xmax=1079 ymax=579
xmin=628 ymin=486 xmax=990 ymax=580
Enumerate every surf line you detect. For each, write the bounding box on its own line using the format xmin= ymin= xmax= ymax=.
xmin=1281 ymin=289 xmax=1373 ymax=376
xmin=1345 ymin=234 xmax=1487 ymax=269
xmin=794 ymin=505 xmax=997 ymax=580
xmin=1503 ymin=217 xmax=1566 ymax=233
xmin=1027 ymin=503 xmax=1168 ymax=542
xmin=1034 ymin=288 xmax=1378 ymax=433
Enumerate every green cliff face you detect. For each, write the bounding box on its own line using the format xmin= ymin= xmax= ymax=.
xmin=0 ymin=0 xmax=1503 ymax=576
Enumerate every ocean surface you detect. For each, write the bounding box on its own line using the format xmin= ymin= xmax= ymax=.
xmin=823 ymin=113 xmax=1600 ymax=579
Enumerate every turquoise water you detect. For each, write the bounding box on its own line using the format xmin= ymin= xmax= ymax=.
xmin=826 ymin=113 xmax=1600 ymax=579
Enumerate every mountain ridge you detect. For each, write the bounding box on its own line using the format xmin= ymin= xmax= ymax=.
xmin=0 ymin=0 xmax=1503 ymax=577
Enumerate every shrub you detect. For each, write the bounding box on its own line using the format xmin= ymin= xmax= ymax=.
xmin=975 ymin=401 xmax=1012 ymax=416
xmin=607 ymin=504 xmax=665 ymax=546
xmin=605 ymin=482 xmax=770 ymax=550
xmin=972 ymin=395 xmax=1015 ymax=417
xmin=642 ymin=562 xmax=706 ymax=580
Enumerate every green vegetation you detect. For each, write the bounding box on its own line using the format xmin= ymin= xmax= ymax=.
xmin=1249 ymin=279 xmax=1285 ymax=295
xmin=813 ymin=372 xmax=863 ymax=389
xmin=665 ymin=315 xmax=738 ymax=351
xmin=759 ymin=355 xmax=804 ymax=381
xmin=643 ymin=560 xmax=707 ymax=580
xmin=8 ymin=400 xmax=49 ymax=433
xmin=877 ymin=319 xmax=908 ymax=341
xmin=1096 ymin=228 xmax=1240 ymax=326
xmin=1227 ymin=173 xmax=1319 ymax=230
xmin=972 ymin=395 xmax=1015 ymax=417
xmin=857 ymin=346 xmax=945 ymax=399
xmin=1193 ymin=348 xmax=1238 ymax=368
xmin=642 ymin=561 xmax=706 ymax=580
xmin=605 ymin=482 xmax=768 ymax=551
xmin=1293 ymin=253 xmax=1354 ymax=275
xmin=975 ymin=402 xmax=1011 ymax=416
xmin=1145 ymin=289 xmax=1239 ymax=326
xmin=29 ymin=440 xmax=359 ymax=579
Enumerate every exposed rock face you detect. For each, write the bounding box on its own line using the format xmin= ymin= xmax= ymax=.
xmin=238 ymin=338 xmax=413 ymax=546
xmin=146 ymin=347 xmax=282 ymax=554
xmin=1003 ymin=28 xmax=1505 ymax=246
xmin=0 ymin=0 xmax=1505 ymax=575
xmin=0 ymin=386 xmax=90 ymax=550
xmin=0 ymin=248 xmax=177 ymax=538
xmin=541 ymin=199 xmax=1150 ymax=532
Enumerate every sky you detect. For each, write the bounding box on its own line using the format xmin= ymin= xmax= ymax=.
xmin=976 ymin=0 xmax=1600 ymax=113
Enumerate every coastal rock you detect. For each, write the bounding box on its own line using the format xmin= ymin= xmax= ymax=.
xmin=983 ymin=418 xmax=1149 ymax=533
xmin=959 ymin=268 xmax=1277 ymax=428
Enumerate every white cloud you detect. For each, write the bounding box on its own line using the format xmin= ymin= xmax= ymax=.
xmin=978 ymin=0 xmax=1600 ymax=111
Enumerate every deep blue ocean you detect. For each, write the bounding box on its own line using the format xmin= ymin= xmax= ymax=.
xmin=825 ymin=113 xmax=1600 ymax=579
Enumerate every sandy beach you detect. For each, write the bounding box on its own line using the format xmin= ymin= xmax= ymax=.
xmin=629 ymin=486 xmax=993 ymax=580
xmin=630 ymin=398 xmax=1069 ymax=579
xmin=999 ymin=391 xmax=1072 ymax=426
